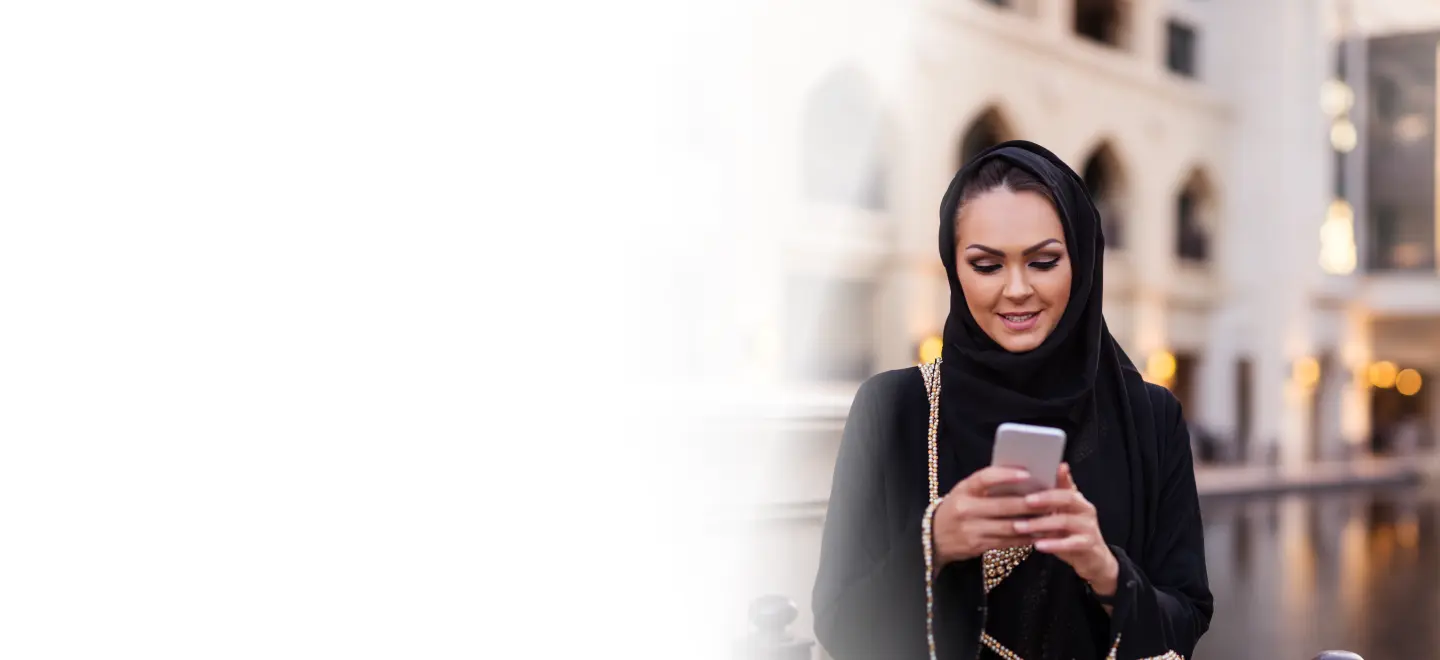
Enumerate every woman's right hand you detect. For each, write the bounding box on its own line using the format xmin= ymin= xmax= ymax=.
xmin=931 ymin=466 xmax=1037 ymax=570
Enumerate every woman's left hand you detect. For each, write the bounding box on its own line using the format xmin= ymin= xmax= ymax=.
xmin=1012 ymin=463 xmax=1120 ymax=596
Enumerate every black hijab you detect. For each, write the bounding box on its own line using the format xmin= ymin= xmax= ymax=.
xmin=934 ymin=141 xmax=1157 ymax=659
xmin=936 ymin=139 xmax=1141 ymax=476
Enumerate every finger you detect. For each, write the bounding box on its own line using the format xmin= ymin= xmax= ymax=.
xmin=957 ymin=466 xmax=1031 ymax=495
xmin=1024 ymin=528 xmax=1070 ymax=541
xmin=1057 ymin=463 xmax=1077 ymax=491
xmin=1034 ymin=534 xmax=1091 ymax=554
xmin=1024 ymin=488 xmax=1094 ymax=513
xmin=963 ymin=518 xmax=1035 ymax=539
xmin=1011 ymin=513 xmax=1084 ymax=536
xmin=964 ymin=495 xmax=1033 ymax=520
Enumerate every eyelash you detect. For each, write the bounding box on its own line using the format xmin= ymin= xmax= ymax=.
xmin=970 ymin=258 xmax=1060 ymax=274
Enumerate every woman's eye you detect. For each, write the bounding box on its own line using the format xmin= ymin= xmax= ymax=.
xmin=1031 ymin=258 xmax=1060 ymax=271
xmin=971 ymin=263 xmax=1001 ymax=274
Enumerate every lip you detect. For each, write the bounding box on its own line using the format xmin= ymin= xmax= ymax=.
xmin=998 ymin=311 xmax=1041 ymax=332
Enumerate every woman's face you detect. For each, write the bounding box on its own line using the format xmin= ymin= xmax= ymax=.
xmin=954 ymin=188 xmax=1072 ymax=353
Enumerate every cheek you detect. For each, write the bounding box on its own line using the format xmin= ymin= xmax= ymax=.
xmin=957 ymin=272 xmax=999 ymax=314
xmin=1043 ymin=267 xmax=1073 ymax=308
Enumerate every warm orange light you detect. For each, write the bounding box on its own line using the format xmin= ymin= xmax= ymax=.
xmin=1294 ymin=357 xmax=1321 ymax=388
xmin=1369 ymin=361 xmax=1398 ymax=389
xmin=918 ymin=336 xmax=943 ymax=364
xmin=1147 ymin=351 xmax=1177 ymax=383
xmin=1396 ymin=369 xmax=1423 ymax=396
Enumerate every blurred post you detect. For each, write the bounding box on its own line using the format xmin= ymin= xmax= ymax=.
xmin=737 ymin=595 xmax=814 ymax=660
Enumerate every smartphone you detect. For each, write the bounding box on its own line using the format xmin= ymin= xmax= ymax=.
xmin=988 ymin=422 xmax=1067 ymax=497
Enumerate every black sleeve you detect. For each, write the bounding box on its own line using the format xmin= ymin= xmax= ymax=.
xmin=1104 ymin=399 xmax=1214 ymax=659
xmin=811 ymin=376 xmax=931 ymax=660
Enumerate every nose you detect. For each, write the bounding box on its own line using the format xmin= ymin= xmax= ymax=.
xmin=1003 ymin=266 xmax=1033 ymax=303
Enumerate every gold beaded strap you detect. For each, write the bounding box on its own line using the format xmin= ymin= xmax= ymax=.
xmin=983 ymin=546 xmax=1031 ymax=593
xmin=921 ymin=496 xmax=943 ymax=660
xmin=919 ymin=358 xmax=943 ymax=660
xmin=1105 ymin=634 xmax=1186 ymax=660
xmin=920 ymin=358 xmax=942 ymax=504
xmin=981 ymin=632 xmax=1023 ymax=660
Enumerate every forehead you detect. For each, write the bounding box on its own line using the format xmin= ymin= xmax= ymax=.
xmin=956 ymin=189 xmax=1065 ymax=243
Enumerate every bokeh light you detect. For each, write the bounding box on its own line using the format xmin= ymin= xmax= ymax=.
xmin=1369 ymin=361 xmax=1398 ymax=389
xmin=1321 ymin=79 xmax=1355 ymax=116
xmin=1331 ymin=118 xmax=1358 ymax=153
xmin=1396 ymin=369 xmax=1423 ymax=396
xmin=918 ymin=336 xmax=943 ymax=364
xmin=1147 ymin=350 xmax=1177 ymax=383
xmin=1294 ymin=357 xmax=1321 ymax=388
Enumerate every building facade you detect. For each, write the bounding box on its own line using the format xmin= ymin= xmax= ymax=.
xmin=1342 ymin=18 xmax=1440 ymax=458
xmin=728 ymin=0 xmax=1440 ymax=648
xmin=773 ymin=0 xmax=1354 ymax=467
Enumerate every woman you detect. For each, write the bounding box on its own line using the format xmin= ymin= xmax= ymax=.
xmin=812 ymin=141 xmax=1212 ymax=660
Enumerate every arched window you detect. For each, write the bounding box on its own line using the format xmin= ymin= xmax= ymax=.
xmin=958 ymin=106 xmax=1015 ymax=168
xmin=1074 ymin=0 xmax=1129 ymax=49
xmin=1080 ymin=141 xmax=1127 ymax=248
xmin=1176 ymin=169 xmax=1216 ymax=262
xmin=801 ymin=67 xmax=887 ymax=210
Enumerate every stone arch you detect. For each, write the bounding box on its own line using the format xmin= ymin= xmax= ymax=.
xmin=957 ymin=104 xmax=1018 ymax=169
xmin=1176 ymin=166 xmax=1219 ymax=262
xmin=800 ymin=66 xmax=888 ymax=210
xmin=1079 ymin=139 xmax=1130 ymax=248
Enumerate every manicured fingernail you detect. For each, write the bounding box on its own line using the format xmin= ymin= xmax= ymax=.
xmin=1026 ymin=493 xmax=1042 ymax=505
xmin=1035 ymin=540 xmax=1051 ymax=551
xmin=1013 ymin=470 xmax=1031 ymax=480
xmin=1013 ymin=520 xmax=1030 ymax=533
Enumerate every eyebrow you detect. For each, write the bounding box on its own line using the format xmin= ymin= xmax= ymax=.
xmin=965 ymin=238 xmax=1061 ymax=257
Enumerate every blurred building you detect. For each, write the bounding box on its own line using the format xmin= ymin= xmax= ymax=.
xmin=731 ymin=0 xmax=1440 ymax=645
xmin=1336 ymin=1 xmax=1440 ymax=458
xmin=774 ymin=0 xmax=1362 ymax=468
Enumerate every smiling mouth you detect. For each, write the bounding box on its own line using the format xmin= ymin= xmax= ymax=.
xmin=1000 ymin=312 xmax=1038 ymax=323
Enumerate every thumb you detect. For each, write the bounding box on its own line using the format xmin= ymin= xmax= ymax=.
xmin=1057 ymin=462 xmax=1077 ymax=490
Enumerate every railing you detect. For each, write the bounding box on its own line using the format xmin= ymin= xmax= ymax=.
xmin=738 ymin=595 xmax=1365 ymax=660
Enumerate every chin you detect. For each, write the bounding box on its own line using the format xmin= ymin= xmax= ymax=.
xmin=992 ymin=327 xmax=1051 ymax=353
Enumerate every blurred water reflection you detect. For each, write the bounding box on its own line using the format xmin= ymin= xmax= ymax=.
xmin=1197 ymin=483 xmax=1440 ymax=660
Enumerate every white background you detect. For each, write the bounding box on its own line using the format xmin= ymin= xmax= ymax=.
xmin=0 ymin=1 xmax=757 ymax=657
